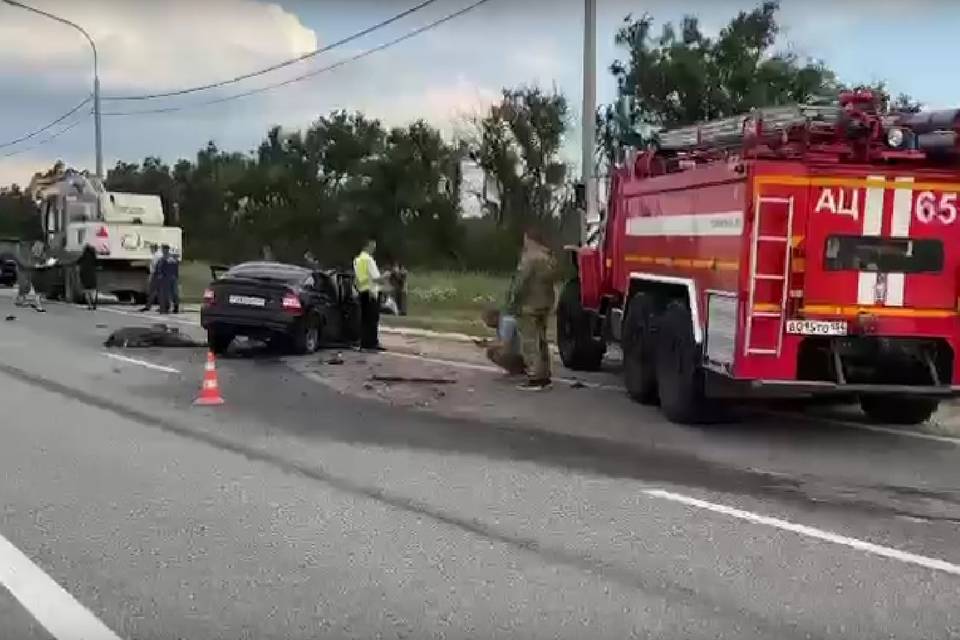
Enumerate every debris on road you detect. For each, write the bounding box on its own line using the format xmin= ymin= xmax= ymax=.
xmin=5 ymin=315 xmax=14 ymax=321
xmin=104 ymin=324 xmax=201 ymax=348
xmin=370 ymin=374 xmax=457 ymax=385
xmin=326 ymin=353 xmax=345 ymax=365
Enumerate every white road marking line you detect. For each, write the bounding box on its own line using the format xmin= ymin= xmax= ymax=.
xmin=0 ymin=531 xmax=123 ymax=640
xmin=97 ymin=306 xmax=199 ymax=328
xmin=382 ymin=351 xmax=622 ymax=391
xmin=644 ymin=488 xmax=960 ymax=577
xmin=103 ymin=352 xmax=181 ymax=374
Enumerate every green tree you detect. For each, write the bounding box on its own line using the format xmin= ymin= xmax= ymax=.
xmin=599 ymin=2 xmax=839 ymax=164
xmin=471 ymin=86 xmax=570 ymax=237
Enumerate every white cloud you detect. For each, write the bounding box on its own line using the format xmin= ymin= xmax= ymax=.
xmin=0 ymin=0 xmax=318 ymax=93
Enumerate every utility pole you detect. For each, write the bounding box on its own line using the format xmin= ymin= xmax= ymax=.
xmin=580 ymin=0 xmax=597 ymax=244
xmin=4 ymin=0 xmax=103 ymax=179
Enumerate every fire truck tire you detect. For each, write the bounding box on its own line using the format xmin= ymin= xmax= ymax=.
xmin=656 ymin=301 xmax=710 ymax=424
xmin=622 ymin=293 xmax=658 ymax=405
xmin=557 ymin=279 xmax=605 ymax=371
xmin=859 ymin=395 xmax=939 ymax=425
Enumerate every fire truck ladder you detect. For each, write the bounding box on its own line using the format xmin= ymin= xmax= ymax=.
xmin=744 ymin=196 xmax=795 ymax=356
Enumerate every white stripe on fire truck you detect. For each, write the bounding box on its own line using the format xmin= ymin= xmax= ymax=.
xmin=624 ymin=211 xmax=743 ymax=237
xmin=857 ymin=175 xmax=886 ymax=305
xmin=884 ymin=177 xmax=915 ymax=307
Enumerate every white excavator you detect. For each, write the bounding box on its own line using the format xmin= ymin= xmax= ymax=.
xmin=27 ymin=167 xmax=182 ymax=304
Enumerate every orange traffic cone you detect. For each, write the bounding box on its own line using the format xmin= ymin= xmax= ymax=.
xmin=194 ymin=351 xmax=225 ymax=406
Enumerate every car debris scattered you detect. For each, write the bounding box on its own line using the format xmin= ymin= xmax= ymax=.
xmin=104 ymin=324 xmax=201 ymax=349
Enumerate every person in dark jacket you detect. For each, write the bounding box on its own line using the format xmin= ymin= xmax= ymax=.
xmin=157 ymin=244 xmax=180 ymax=314
xmin=77 ymin=244 xmax=98 ymax=310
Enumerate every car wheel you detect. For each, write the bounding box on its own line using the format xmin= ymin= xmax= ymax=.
xmin=207 ymin=329 xmax=233 ymax=355
xmin=291 ymin=314 xmax=321 ymax=355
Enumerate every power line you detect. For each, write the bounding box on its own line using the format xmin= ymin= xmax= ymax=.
xmin=102 ymin=0 xmax=496 ymax=117
xmin=102 ymin=0 xmax=440 ymax=101
xmin=0 ymin=95 xmax=92 ymax=149
xmin=1 ymin=114 xmax=89 ymax=159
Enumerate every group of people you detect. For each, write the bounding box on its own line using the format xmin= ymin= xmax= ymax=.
xmin=349 ymin=229 xmax=558 ymax=391
xmin=140 ymin=243 xmax=181 ymax=314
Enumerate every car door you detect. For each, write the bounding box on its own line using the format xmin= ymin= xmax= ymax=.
xmin=308 ymin=272 xmax=341 ymax=343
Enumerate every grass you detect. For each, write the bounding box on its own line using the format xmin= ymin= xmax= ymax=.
xmin=179 ymin=261 xmax=513 ymax=337
xmin=180 ymin=261 xmax=213 ymax=303
xmin=390 ymin=270 xmax=510 ymax=337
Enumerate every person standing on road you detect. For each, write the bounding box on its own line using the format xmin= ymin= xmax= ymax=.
xmin=77 ymin=244 xmax=98 ymax=310
xmin=388 ymin=261 xmax=408 ymax=316
xmin=508 ymin=227 xmax=556 ymax=391
xmin=156 ymin=244 xmax=180 ymax=314
xmin=353 ymin=238 xmax=386 ymax=351
xmin=14 ymin=240 xmax=45 ymax=312
xmin=140 ymin=243 xmax=162 ymax=311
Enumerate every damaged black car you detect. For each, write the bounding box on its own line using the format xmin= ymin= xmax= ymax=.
xmin=200 ymin=261 xmax=361 ymax=355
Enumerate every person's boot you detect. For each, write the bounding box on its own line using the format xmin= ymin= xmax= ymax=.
xmin=517 ymin=378 xmax=551 ymax=391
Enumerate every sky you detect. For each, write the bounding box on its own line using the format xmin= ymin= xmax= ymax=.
xmin=1 ymin=0 xmax=959 ymax=186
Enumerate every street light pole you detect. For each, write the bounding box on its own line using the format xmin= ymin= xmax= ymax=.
xmin=580 ymin=0 xmax=597 ymax=244
xmin=4 ymin=0 xmax=103 ymax=179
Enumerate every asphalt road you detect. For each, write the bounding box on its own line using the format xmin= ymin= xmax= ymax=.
xmin=1 ymin=290 xmax=959 ymax=639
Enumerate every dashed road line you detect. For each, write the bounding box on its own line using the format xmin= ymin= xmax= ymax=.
xmin=0 ymin=530 xmax=123 ymax=640
xmin=644 ymin=488 xmax=960 ymax=577
xmin=103 ymin=352 xmax=181 ymax=374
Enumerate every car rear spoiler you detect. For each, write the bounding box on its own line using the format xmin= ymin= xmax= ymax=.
xmin=209 ymin=264 xmax=230 ymax=280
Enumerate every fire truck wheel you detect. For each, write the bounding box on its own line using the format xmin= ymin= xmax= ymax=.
xmin=656 ymin=300 xmax=709 ymax=424
xmin=859 ymin=395 xmax=939 ymax=425
xmin=556 ymin=279 xmax=605 ymax=371
xmin=622 ymin=293 xmax=658 ymax=405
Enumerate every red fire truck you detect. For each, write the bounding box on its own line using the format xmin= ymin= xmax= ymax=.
xmin=559 ymin=91 xmax=960 ymax=425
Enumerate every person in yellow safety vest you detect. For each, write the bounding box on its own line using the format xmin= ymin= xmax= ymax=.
xmin=353 ymin=238 xmax=387 ymax=351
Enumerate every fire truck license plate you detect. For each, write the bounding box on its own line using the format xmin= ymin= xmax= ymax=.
xmin=786 ymin=320 xmax=847 ymax=336
xmin=228 ymin=295 xmax=266 ymax=307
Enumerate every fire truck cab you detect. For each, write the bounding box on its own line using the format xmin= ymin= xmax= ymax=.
xmin=561 ymin=91 xmax=960 ymax=425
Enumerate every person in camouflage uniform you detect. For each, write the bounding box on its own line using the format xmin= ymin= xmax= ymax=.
xmin=507 ymin=227 xmax=556 ymax=391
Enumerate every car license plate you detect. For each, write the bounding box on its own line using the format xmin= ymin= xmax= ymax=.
xmin=228 ymin=295 xmax=266 ymax=307
xmin=786 ymin=319 xmax=847 ymax=336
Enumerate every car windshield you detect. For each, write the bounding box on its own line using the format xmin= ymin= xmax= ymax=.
xmin=225 ymin=262 xmax=308 ymax=285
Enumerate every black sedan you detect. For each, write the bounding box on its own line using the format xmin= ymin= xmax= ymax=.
xmin=200 ymin=261 xmax=361 ymax=355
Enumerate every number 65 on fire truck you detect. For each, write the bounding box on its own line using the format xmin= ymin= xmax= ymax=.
xmin=561 ymin=91 xmax=960 ymax=425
